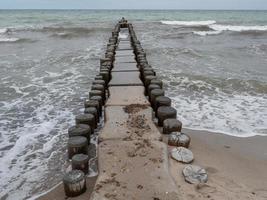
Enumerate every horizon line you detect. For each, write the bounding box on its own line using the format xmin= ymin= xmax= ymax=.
xmin=0 ymin=8 xmax=267 ymax=11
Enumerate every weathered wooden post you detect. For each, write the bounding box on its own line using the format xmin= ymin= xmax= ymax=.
xmin=72 ymin=154 xmax=90 ymax=174
xmin=68 ymin=124 xmax=91 ymax=144
xmin=150 ymin=89 xmax=165 ymax=110
xmin=63 ymin=170 xmax=86 ymax=197
xmin=163 ymin=119 xmax=182 ymax=134
xmin=68 ymin=136 xmax=88 ymax=159
xmin=157 ymin=106 xmax=177 ymax=126
xmin=155 ymin=96 xmax=171 ymax=117
xmin=75 ymin=114 xmax=96 ymax=133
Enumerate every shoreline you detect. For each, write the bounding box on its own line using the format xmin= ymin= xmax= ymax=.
xmin=35 ymin=128 xmax=267 ymax=200
xmin=169 ymin=128 xmax=267 ymax=200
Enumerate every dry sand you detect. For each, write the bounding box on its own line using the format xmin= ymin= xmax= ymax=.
xmin=168 ymin=129 xmax=267 ymax=200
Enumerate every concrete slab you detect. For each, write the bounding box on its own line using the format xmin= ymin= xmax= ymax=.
xmin=115 ymin=50 xmax=134 ymax=57
xmin=112 ymin=63 xmax=138 ymax=72
xmin=119 ymin=40 xmax=131 ymax=44
xmin=99 ymin=106 xmax=161 ymax=142
xmin=90 ymin=140 xmax=181 ymax=200
xmin=117 ymin=44 xmax=133 ymax=51
xmin=109 ymin=71 xmax=142 ymax=86
xmin=114 ymin=56 xmax=136 ymax=63
xmin=115 ymin=56 xmax=136 ymax=64
xmin=106 ymin=86 xmax=149 ymax=106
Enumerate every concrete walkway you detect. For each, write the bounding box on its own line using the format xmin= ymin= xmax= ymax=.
xmin=90 ymin=27 xmax=181 ymax=200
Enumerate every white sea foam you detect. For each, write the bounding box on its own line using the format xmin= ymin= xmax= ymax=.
xmin=161 ymin=20 xmax=267 ymax=36
xmin=210 ymin=24 xmax=267 ymax=32
xmin=0 ymin=28 xmax=20 ymax=42
xmin=165 ymin=76 xmax=267 ymax=137
xmin=193 ymin=30 xmax=223 ymax=36
xmin=161 ymin=20 xmax=217 ymax=26
xmin=195 ymin=24 xmax=267 ymax=36
xmin=0 ymin=37 xmax=104 ymax=199
xmin=0 ymin=28 xmax=8 ymax=34
xmin=172 ymin=93 xmax=267 ymax=137
xmin=0 ymin=37 xmax=20 ymax=42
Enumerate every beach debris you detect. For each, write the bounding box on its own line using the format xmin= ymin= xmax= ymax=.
xmin=63 ymin=170 xmax=87 ymax=197
xmin=168 ymin=132 xmax=191 ymax=148
xmin=163 ymin=118 xmax=182 ymax=134
xmin=183 ymin=165 xmax=208 ymax=184
xmin=123 ymin=104 xmax=148 ymax=114
xmin=157 ymin=106 xmax=177 ymax=126
xmin=171 ymin=147 xmax=194 ymax=163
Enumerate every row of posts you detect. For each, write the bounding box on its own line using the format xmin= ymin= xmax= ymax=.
xmin=62 ymin=18 xmax=127 ymax=197
xmin=62 ymin=17 xmax=191 ymax=198
xmin=128 ymin=21 xmax=191 ymax=148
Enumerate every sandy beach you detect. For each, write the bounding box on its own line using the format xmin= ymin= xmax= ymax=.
xmin=37 ymin=128 xmax=267 ymax=200
xmin=169 ymin=129 xmax=267 ymax=200
xmin=1 ymin=10 xmax=267 ymax=200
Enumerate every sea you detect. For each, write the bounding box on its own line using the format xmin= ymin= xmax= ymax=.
xmin=0 ymin=10 xmax=267 ymax=199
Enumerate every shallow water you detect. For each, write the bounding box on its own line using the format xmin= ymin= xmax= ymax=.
xmin=0 ymin=10 xmax=267 ymax=199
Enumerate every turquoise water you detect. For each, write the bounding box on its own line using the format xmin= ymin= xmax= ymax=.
xmin=0 ymin=10 xmax=267 ymax=199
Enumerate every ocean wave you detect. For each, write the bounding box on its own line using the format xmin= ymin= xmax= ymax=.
xmin=193 ymin=30 xmax=222 ymax=36
xmin=0 ymin=37 xmax=34 ymax=43
xmin=163 ymin=72 xmax=267 ymax=97
xmin=161 ymin=20 xmax=267 ymax=36
xmin=0 ymin=25 xmax=111 ymax=37
xmin=50 ymin=32 xmax=78 ymax=39
xmin=38 ymin=26 xmax=111 ymax=35
xmin=161 ymin=20 xmax=216 ymax=26
xmin=162 ymin=73 xmax=267 ymax=137
xmin=0 ymin=28 xmax=9 ymax=34
xmin=195 ymin=24 xmax=267 ymax=36
xmin=0 ymin=37 xmax=20 ymax=42
xmin=211 ymin=24 xmax=267 ymax=32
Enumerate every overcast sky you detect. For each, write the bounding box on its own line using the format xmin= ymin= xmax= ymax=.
xmin=0 ymin=0 xmax=267 ymax=10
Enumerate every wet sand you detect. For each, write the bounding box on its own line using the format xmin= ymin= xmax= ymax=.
xmin=37 ymin=176 xmax=97 ymax=200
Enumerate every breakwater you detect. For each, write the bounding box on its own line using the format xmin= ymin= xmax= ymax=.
xmin=38 ymin=18 xmax=208 ymax=200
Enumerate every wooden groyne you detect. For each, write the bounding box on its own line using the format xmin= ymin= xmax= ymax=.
xmin=38 ymin=18 xmax=208 ymax=200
